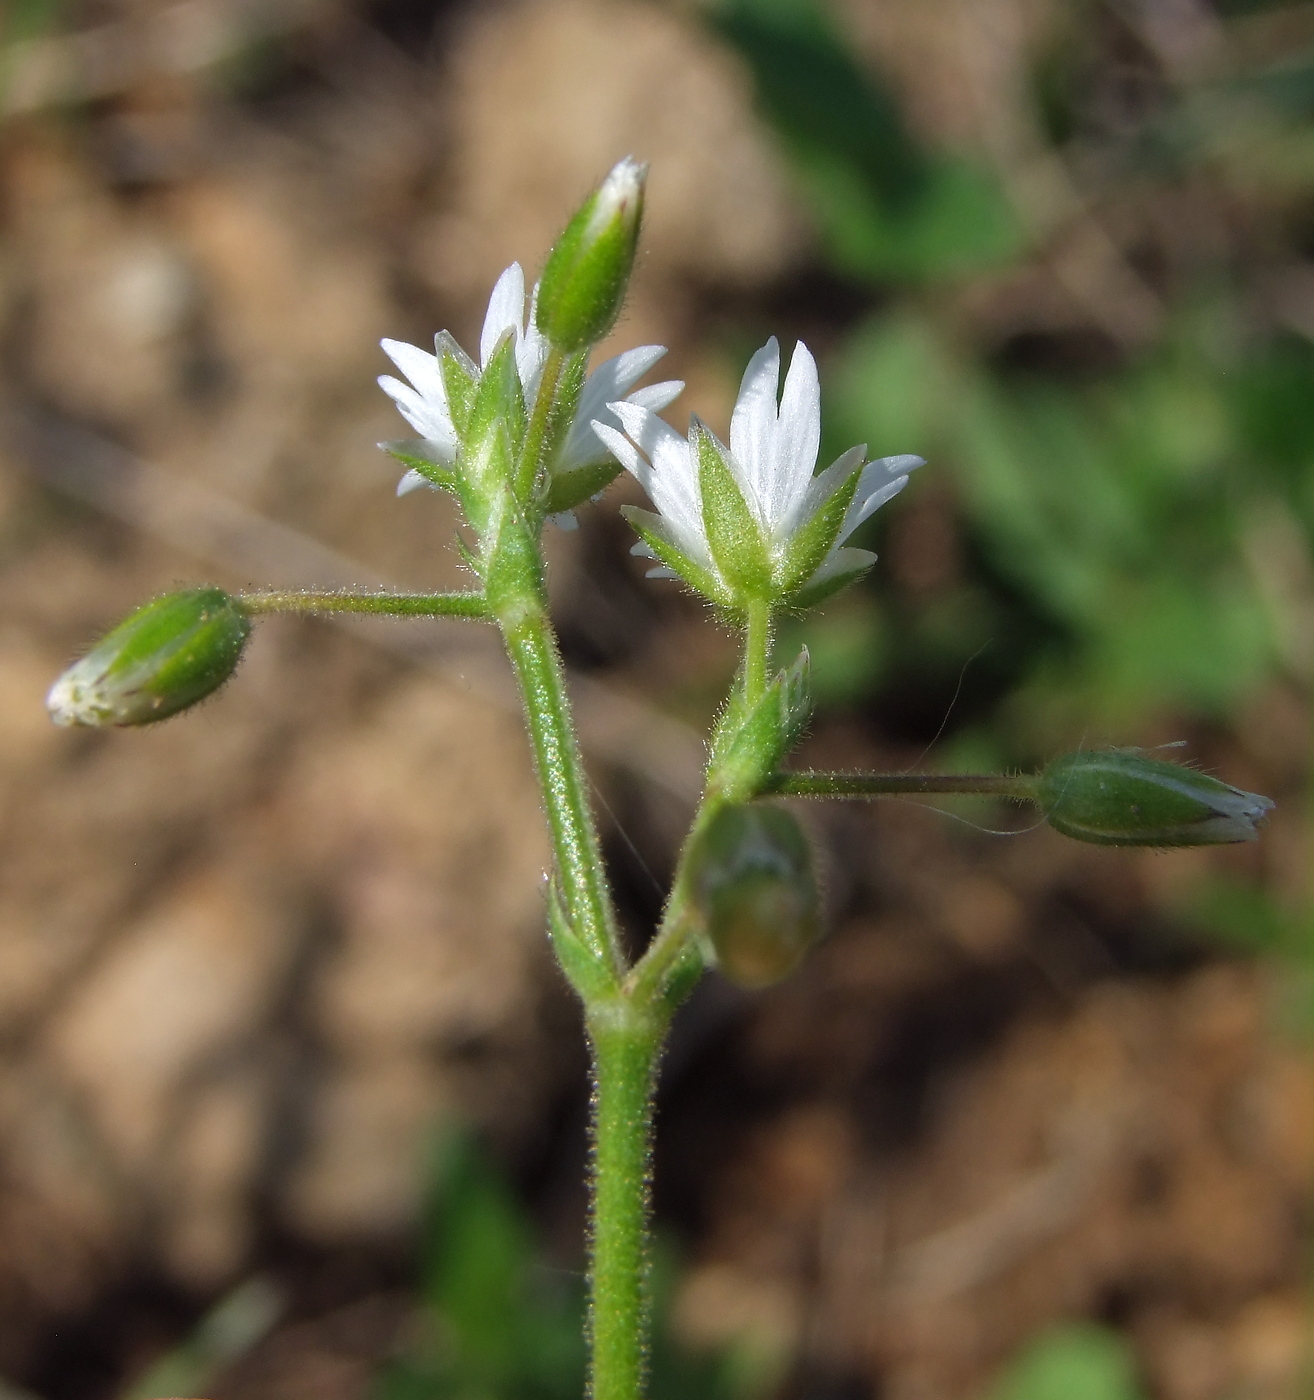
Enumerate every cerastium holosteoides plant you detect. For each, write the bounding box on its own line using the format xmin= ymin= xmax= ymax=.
xmin=48 ymin=159 xmax=1274 ymax=1400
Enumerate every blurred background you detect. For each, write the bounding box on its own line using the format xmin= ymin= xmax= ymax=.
xmin=1 ymin=0 xmax=1313 ymax=1396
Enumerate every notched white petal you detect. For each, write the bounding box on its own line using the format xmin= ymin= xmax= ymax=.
xmin=481 ymin=262 xmax=526 ymax=367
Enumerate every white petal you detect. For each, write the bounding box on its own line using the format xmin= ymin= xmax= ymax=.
xmin=805 ymin=545 xmax=878 ymax=591
xmin=381 ymin=338 xmax=446 ymax=404
xmin=517 ymin=318 xmax=550 ymax=399
xmin=627 ymin=379 xmax=684 ymax=412
xmin=838 ymin=454 xmax=925 ymax=541
xmin=785 ymin=443 xmax=866 ymax=539
xmin=549 ymin=511 xmax=579 ymax=531
xmin=608 ymin=402 xmax=707 ymax=562
xmin=564 ymin=378 xmax=685 ymax=471
xmin=378 ymin=375 xmax=456 ymax=450
xmin=591 ymin=419 xmax=647 ymax=478
xmin=728 ymin=337 xmax=781 ymax=526
xmin=481 ymin=263 xmax=526 ymax=367
xmin=772 ymin=341 xmax=822 ymax=531
xmin=396 ymin=468 xmax=436 ymax=496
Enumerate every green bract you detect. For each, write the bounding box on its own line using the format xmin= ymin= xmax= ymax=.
xmin=47 ymin=589 xmax=250 ymax=727
xmin=1039 ymin=749 xmax=1274 ymax=846
xmin=689 ymin=803 xmax=821 ymax=988
xmin=536 ymin=157 xmax=646 ymax=353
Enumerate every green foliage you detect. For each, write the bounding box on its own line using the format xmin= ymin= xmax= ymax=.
xmin=709 ymin=0 xmax=1021 ymax=281
xmin=122 ymin=1279 xmax=282 ymax=1400
xmin=989 ymin=1323 xmax=1144 ymax=1400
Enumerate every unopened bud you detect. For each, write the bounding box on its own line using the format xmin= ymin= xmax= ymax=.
xmin=689 ymin=804 xmax=821 ymax=988
xmin=536 ymin=157 xmax=646 ymax=352
xmin=1039 ymin=749 xmax=1273 ymax=847
xmin=48 ymin=588 xmax=250 ymax=727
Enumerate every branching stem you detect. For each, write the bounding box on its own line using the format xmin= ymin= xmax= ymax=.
xmin=766 ymin=770 xmax=1041 ymax=800
xmin=239 ymin=590 xmax=489 ymax=618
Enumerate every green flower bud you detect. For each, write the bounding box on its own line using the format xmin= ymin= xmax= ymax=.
xmin=689 ymin=804 xmax=821 ymax=988
xmin=48 ymin=588 xmax=250 ymax=727
xmin=1039 ymin=749 xmax=1274 ymax=847
xmin=535 ymin=156 xmax=646 ymax=352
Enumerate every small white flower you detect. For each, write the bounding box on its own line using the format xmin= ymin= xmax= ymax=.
xmin=378 ymin=262 xmax=682 ymax=519
xmin=591 ymin=336 xmax=922 ymax=607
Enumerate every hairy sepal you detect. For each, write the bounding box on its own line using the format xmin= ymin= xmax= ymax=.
xmin=463 ymin=331 xmax=526 ymax=502
xmin=693 ymin=421 xmax=771 ymax=602
xmin=777 ymin=463 xmax=863 ymax=596
xmin=380 ymin=439 xmax=457 ymax=494
xmin=786 ymin=548 xmax=876 ymax=610
xmin=437 ymin=331 xmax=478 ymax=438
xmin=542 ymin=457 xmax=623 ymax=516
xmin=622 ymin=506 xmax=731 ymax=606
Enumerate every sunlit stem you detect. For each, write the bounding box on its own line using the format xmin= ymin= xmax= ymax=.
xmin=239 ymin=590 xmax=490 ymax=618
xmin=515 ymin=345 xmax=587 ymax=502
xmin=586 ymin=1000 xmax=668 ymax=1400
xmin=742 ymin=598 xmax=773 ymax=703
xmin=765 ymin=771 xmax=1041 ymax=800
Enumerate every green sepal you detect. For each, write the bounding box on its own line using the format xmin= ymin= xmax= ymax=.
xmin=710 ymin=648 xmax=812 ymax=801
xmin=462 ymin=331 xmax=526 ymax=500
xmin=621 ymin=506 xmax=732 ymax=606
xmin=546 ymin=877 xmax=616 ymax=1002
xmin=1039 ymin=749 xmax=1274 ymax=847
xmin=543 ymin=457 xmax=623 ymax=516
xmin=462 ymin=418 xmax=517 ymax=541
xmin=381 ymin=439 xmax=456 ymax=493
xmin=436 ymin=331 xmax=478 ymax=438
xmin=693 ymin=421 xmax=771 ymax=600
xmin=786 ymin=547 xmax=876 ymax=610
xmin=777 ymin=465 xmax=862 ymax=596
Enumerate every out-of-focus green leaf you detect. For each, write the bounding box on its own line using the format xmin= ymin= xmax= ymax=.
xmin=989 ymin=1322 xmax=1143 ymax=1400
xmin=378 ymin=1129 xmax=777 ymax=1400
xmin=121 ymin=1279 xmax=282 ymax=1400
xmin=706 ymin=0 xmax=1022 ymax=282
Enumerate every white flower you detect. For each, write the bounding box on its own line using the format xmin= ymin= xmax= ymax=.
xmin=378 ymin=262 xmax=682 ymax=520
xmin=591 ymin=336 xmax=922 ymax=607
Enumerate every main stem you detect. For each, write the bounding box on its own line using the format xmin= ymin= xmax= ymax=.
xmin=500 ymin=600 xmax=620 ymax=971
xmin=587 ymin=1002 xmax=666 ymax=1400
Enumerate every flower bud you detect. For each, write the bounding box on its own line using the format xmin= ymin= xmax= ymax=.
xmin=1039 ymin=749 xmax=1273 ymax=847
xmin=48 ymin=588 xmax=250 ymax=727
xmin=689 ymin=804 xmax=821 ymax=988
xmin=535 ymin=157 xmax=646 ymax=352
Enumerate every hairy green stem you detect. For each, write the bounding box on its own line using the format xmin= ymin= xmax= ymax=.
xmin=766 ymin=770 xmax=1041 ymax=799
xmin=500 ymin=602 xmax=621 ymax=973
xmin=516 ymin=346 xmax=568 ymax=500
xmin=239 ymin=590 xmax=489 ymax=618
xmin=587 ymin=1002 xmax=667 ymax=1400
xmin=743 ymin=599 xmax=773 ymax=704
xmin=628 ymin=607 xmax=773 ymax=1002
